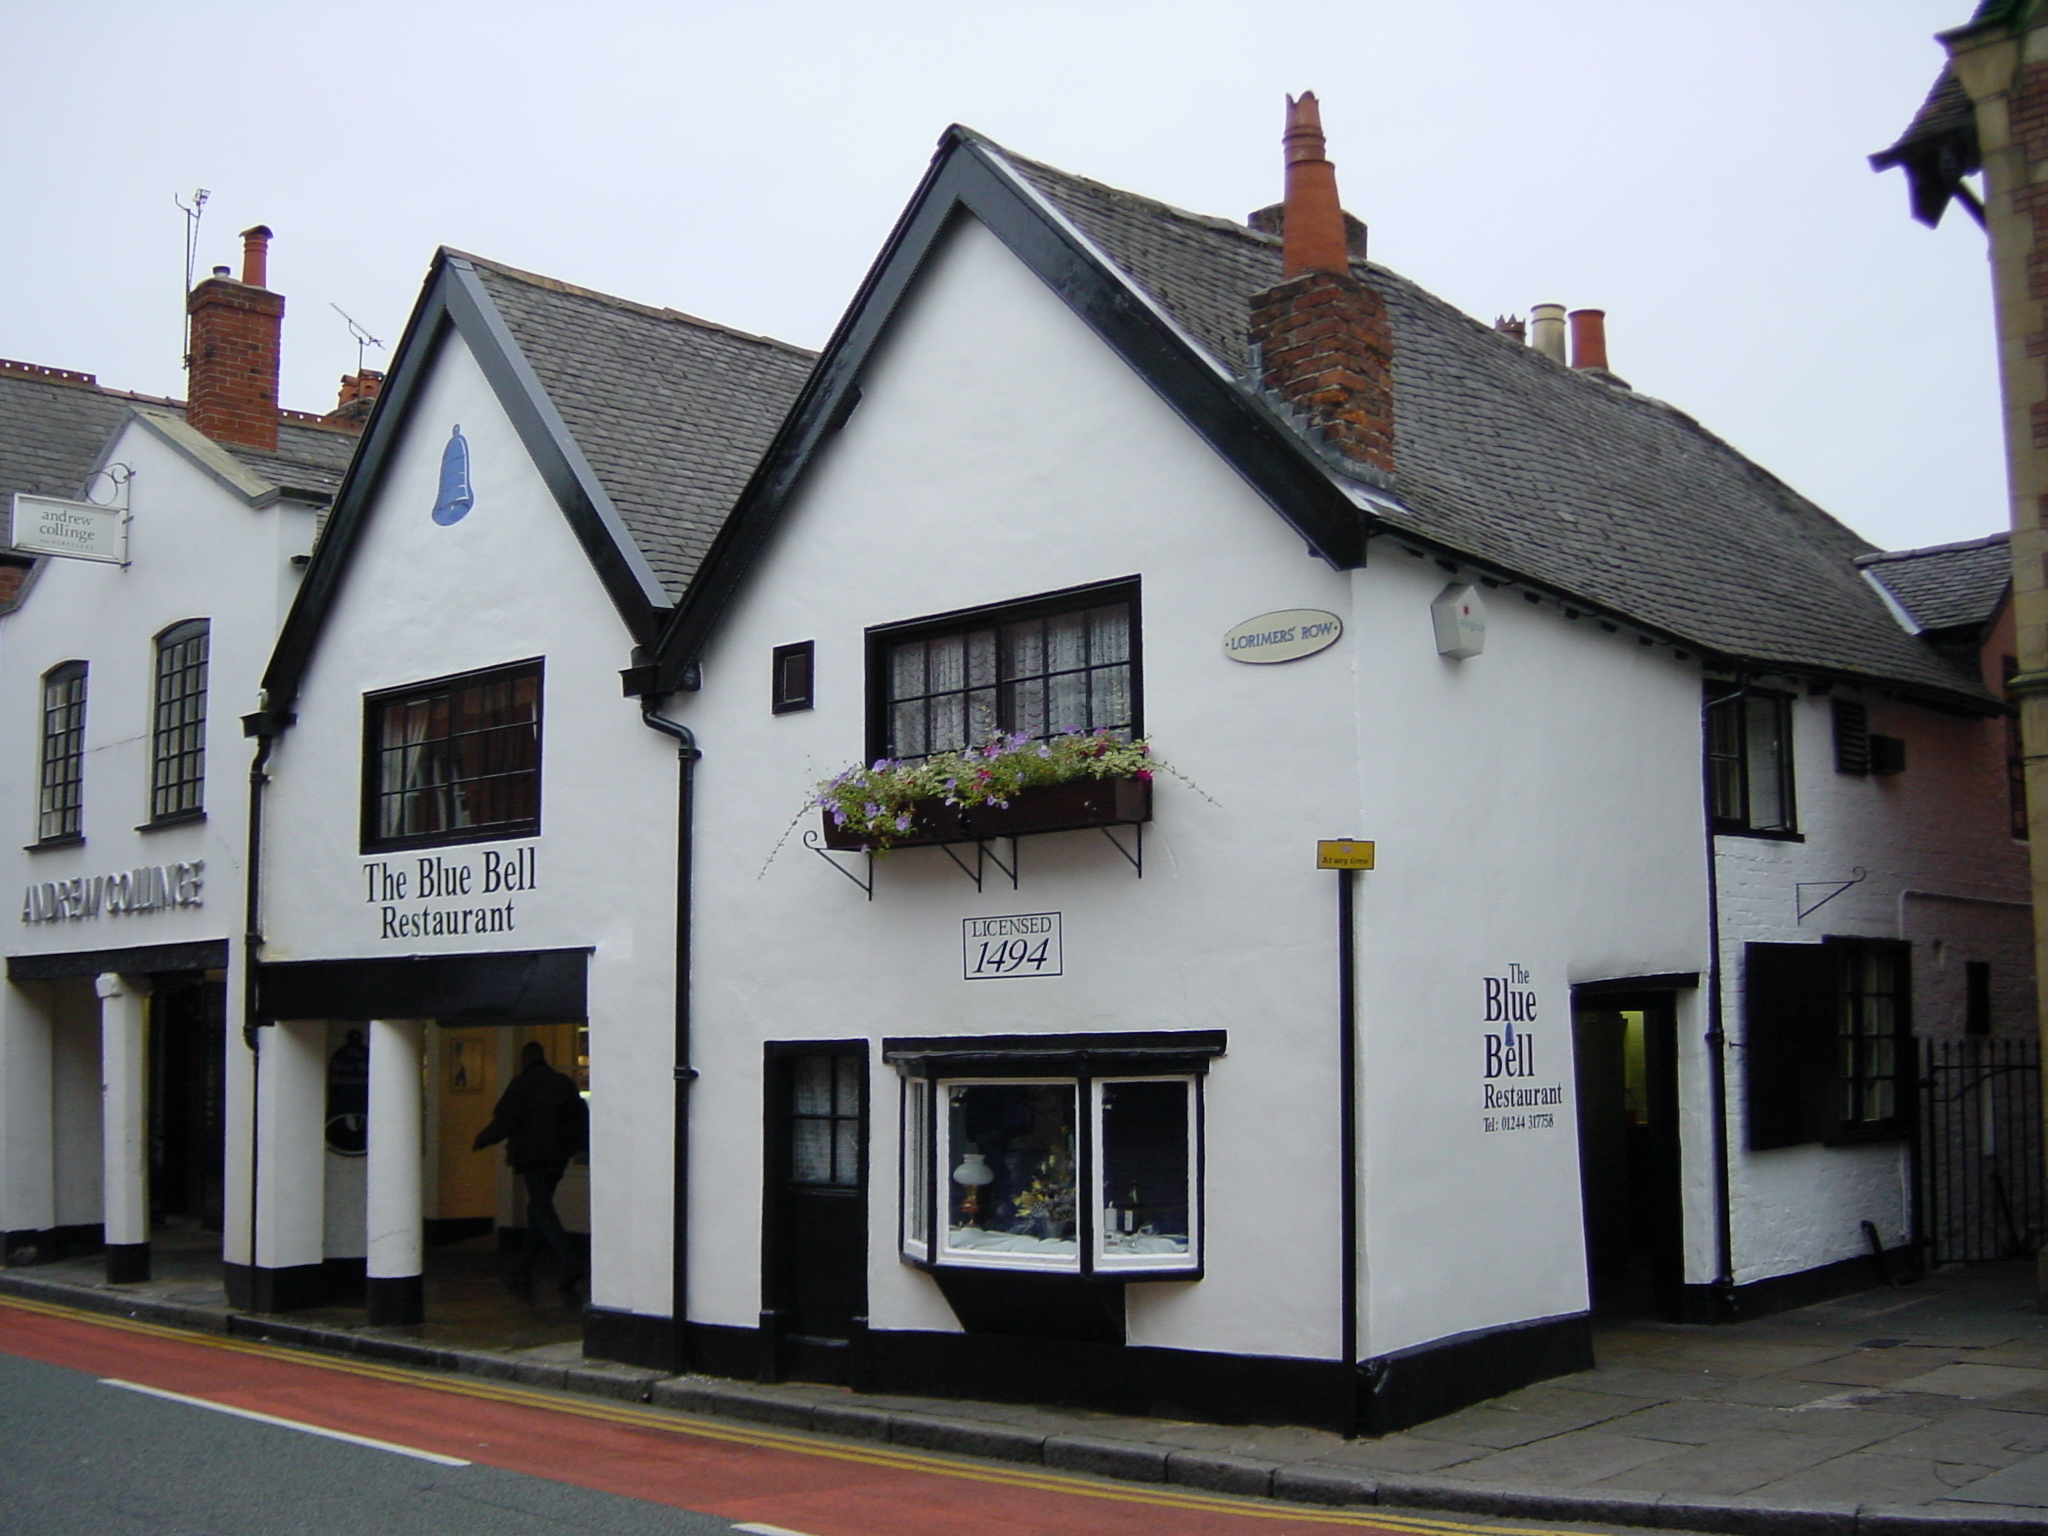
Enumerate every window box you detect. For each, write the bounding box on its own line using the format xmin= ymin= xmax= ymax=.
xmin=820 ymin=775 xmax=1149 ymax=852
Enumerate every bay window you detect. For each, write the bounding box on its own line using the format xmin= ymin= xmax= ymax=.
xmin=891 ymin=1031 xmax=1219 ymax=1279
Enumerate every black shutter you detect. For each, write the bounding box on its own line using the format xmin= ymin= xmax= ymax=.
xmin=1744 ymin=942 xmax=1839 ymax=1150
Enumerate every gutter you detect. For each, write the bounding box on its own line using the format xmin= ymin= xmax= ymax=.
xmin=237 ymin=707 xmax=293 ymax=1304
xmin=638 ymin=697 xmax=701 ymax=1374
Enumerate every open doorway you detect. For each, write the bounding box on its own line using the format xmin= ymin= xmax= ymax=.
xmin=1572 ymin=990 xmax=1681 ymax=1319
xmin=148 ymin=974 xmax=226 ymax=1236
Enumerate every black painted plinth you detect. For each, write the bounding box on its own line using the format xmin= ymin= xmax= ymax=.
xmin=366 ymin=1273 xmax=424 ymax=1326
xmin=104 ymin=1243 xmax=151 ymax=1284
xmin=225 ymin=1260 xmax=340 ymax=1313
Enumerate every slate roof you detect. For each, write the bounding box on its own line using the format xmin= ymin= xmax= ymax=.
xmin=1859 ymin=533 xmax=2011 ymax=634
xmin=0 ymin=361 xmax=358 ymax=527
xmin=464 ymin=256 xmax=816 ymax=602
xmin=987 ymin=140 xmax=1992 ymax=707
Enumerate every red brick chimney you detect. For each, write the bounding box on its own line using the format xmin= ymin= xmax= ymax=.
xmin=185 ymin=224 xmax=283 ymax=450
xmin=1247 ymin=94 xmax=1394 ymax=475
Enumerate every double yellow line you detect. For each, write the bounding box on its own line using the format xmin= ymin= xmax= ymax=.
xmin=0 ymin=1293 xmax=1544 ymax=1535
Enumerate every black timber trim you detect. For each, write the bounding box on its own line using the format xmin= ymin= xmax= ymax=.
xmin=1571 ymin=972 xmax=1701 ymax=997
xmin=256 ymin=947 xmax=590 ymax=1022
xmin=259 ymin=251 xmax=666 ymax=721
xmin=650 ymin=128 xmax=1375 ymax=692
xmin=885 ymin=1028 xmax=1226 ymax=1078
xmin=1676 ymin=1243 xmax=1921 ymax=1324
xmin=1359 ymin=1311 xmax=1593 ymax=1436
xmin=8 ymin=938 xmax=229 ymax=981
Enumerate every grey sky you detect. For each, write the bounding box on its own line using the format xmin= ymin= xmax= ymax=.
xmin=6 ymin=1 xmax=1998 ymax=555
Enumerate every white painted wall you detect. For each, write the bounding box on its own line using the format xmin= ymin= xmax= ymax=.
xmin=1348 ymin=546 xmax=1708 ymax=1355
xmin=0 ymin=410 xmax=323 ymax=1258
xmin=1715 ymin=684 xmax=2032 ymax=1283
xmin=256 ymin=332 xmax=680 ymax=1317
xmin=673 ymin=213 xmax=1713 ymax=1370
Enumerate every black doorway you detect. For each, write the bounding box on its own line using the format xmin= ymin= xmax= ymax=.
xmin=762 ymin=1043 xmax=868 ymax=1384
xmin=1572 ymin=990 xmax=1681 ymax=1319
xmin=149 ymin=976 xmax=226 ymax=1232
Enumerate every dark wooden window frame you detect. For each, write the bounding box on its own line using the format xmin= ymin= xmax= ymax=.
xmin=149 ymin=619 xmax=210 ymax=825
xmin=360 ymin=659 xmax=543 ymax=854
xmin=886 ymin=1030 xmax=1220 ymax=1281
xmin=1708 ymin=685 xmax=1800 ymax=839
xmin=865 ymin=578 xmax=1142 ymax=765
xmin=771 ymin=640 xmax=815 ymax=714
xmin=1743 ymin=937 xmax=1912 ymax=1150
xmin=37 ymin=660 xmax=88 ymax=845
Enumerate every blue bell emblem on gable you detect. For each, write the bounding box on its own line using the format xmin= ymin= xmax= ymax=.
xmin=431 ymin=424 xmax=474 ymax=525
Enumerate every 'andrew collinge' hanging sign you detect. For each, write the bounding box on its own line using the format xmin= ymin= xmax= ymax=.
xmin=10 ymin=494 xmax=126 ymax=565
xmin=1222 ymin=609 xmax=1342 ymax=664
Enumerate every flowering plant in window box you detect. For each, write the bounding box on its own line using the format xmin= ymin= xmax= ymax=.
xmin=817 ymin=731 xmax=1155 ymax=852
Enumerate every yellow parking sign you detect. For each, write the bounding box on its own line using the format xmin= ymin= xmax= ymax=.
xmin=1316 ymin=839 xmax=1375 ymax=870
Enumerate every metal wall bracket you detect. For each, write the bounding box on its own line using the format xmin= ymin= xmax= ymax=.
xmin=1796 ymin=866 xmax=1866 ymax=923
xmin=1097 ymin=822 xmax=1142 ymax=876
xmin=936 ymin=837 xmax=1017 ymax=892
xmin=804 ymin=829 xmax=872 ymax=900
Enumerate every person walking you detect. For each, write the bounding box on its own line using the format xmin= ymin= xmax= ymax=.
xmin=474 ymin=1041 xmax=589 ymax=1301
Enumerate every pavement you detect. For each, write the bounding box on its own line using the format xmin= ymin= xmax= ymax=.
xmin=6 ymin=1236 xmax=2048 ymax=1536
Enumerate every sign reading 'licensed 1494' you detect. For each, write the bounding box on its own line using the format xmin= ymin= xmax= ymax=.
xmin=10 ymin=494 xmax=126 ymax=565
xmin=1222 ymin=609 xmax=1342 ymax=664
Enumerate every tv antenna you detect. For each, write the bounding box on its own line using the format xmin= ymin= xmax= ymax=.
xmin=330 ymin=303 xmax=385 ymax=375
xmin=175 ymin=187 xmax=209 ymax=371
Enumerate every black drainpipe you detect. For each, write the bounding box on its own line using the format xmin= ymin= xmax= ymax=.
xmin=237 ymin=713 xmax=288 ymax=1309
xmin=1337 ymin=865 xmax=1361 ymax=1438
xmin=639 ymin=697 xmax=700 ymax=1375
xmin=1701 ymin=680 xmax=1745 ymax=1317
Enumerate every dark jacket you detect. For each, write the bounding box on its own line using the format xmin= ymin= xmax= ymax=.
xmin=473 ymin=1061 xmax=588 ymax=1171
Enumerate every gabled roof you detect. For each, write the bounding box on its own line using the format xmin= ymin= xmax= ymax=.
xmin=1858 ymin=532 xmax=2011 ymax=634
xmin=0 ymin=359 xmax=360 ymax=614
xmin=654 ymin=127 xmax=1994 ymax=712
xmin=259 ymin=250 xmax=814 ymax=717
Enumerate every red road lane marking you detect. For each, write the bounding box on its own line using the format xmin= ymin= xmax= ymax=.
xmin=0 ymin=1299 xmax=1510 ymax=1536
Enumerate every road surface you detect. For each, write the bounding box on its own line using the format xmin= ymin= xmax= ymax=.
xmin=0 ymin=1294 xmax=1563 ymax=1535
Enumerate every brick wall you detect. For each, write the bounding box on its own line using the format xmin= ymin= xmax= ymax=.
xmin=185 ymin=275 xmax=283 ymax=451
xmin=1248 ymin=269 xmax=1394 ymax=474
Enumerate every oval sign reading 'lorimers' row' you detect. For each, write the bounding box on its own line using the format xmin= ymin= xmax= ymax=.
xmin=1222 ymin=609 xmax=1344 ymax=664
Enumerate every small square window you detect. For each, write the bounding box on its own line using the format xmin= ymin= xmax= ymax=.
xmin=772 ymin=641 xmax=814 ymax=714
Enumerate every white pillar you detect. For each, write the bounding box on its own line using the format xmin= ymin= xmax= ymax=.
xmin=0 ymin=979 xmax=55 ymax=1262
xmin=247 ymin=1018 xmax=326 ymax=1309
xmin=95 ymin=974 xmax=150 ymax=1282
xmin=366 ymin=1018 xmax=424 ymax=1325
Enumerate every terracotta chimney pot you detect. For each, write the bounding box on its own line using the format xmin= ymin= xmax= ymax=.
xmin=1280 ymin=93 xmax=1352 ymax=278
xmin=241 ymin=225 xmax=274 ymax=290
xmin=1568 ymin=308 xmax=1608 ymax=371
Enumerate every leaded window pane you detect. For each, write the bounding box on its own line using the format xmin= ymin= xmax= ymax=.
xmin=882 ymin=594 xmax=1135 ymax=761
xmin=150 ymin=621 xmax=209 ymax=821
xmin=366 ymin=662 xmax=540 ymax=850
xmin=37 ymin=663 xmax=87 ymax=842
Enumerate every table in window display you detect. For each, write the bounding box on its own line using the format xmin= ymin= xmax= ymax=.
xmin=1095 ymin=1078 xmax=1195 ymax=1268
xmin=942 ymin=1082 xmax=1079 ymax=1267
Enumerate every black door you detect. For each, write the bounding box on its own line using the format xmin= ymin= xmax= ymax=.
xmin=1572 ymin=991 xmax=1681 ymax=1319
xmin=149 ymin=977 xmax=227 ymax=1231
xmin=763 ymin=1045 xmax=867 ymax=1384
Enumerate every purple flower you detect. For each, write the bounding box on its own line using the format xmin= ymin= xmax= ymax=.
xmin=895 ymin=813 xmax=912 ymax=832
xmin=1035 ymin=744 xmax=1052 ymax=758
xmin=864 ymin=801 xmax=881 ymax=819
xmin=831 ymin=808 xmax=847 ymax=825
